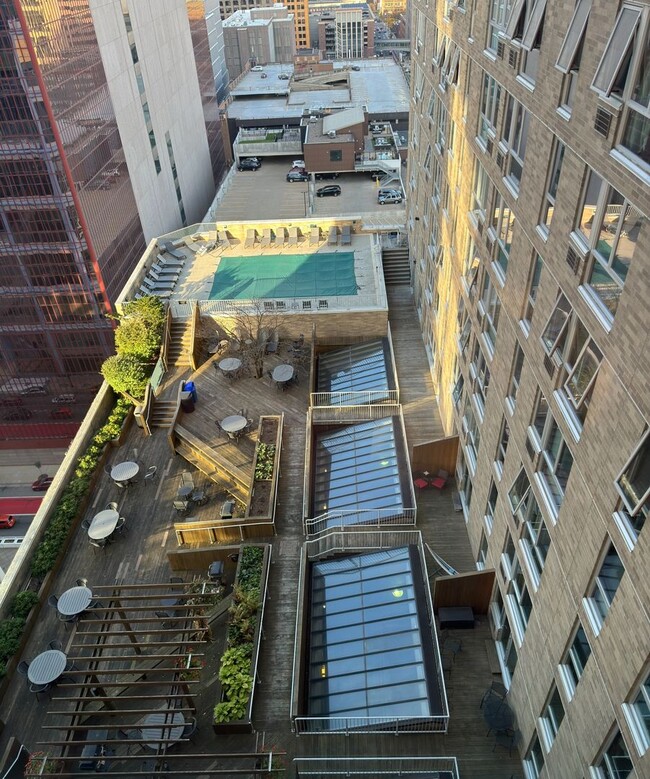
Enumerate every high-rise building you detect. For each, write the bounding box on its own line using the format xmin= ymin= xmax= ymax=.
xmin=408 ymin=1 xmax=650 ymax=777
xmin=314 ymin=5 xmax=375 ymax=60
xmin=216 ymin=0 xmax=308 ymax=50
xmin=223 ymin=7 xmax=295 ymax=79
xmin=0 ymin=0 xmax=223 ymax=445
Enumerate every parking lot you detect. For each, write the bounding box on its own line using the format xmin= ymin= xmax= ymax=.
xmin=216 ymin=158 xmax=405 ymax=221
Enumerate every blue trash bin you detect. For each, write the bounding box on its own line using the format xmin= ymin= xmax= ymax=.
xmin=183 ymin=381 xmax=197 ymax=402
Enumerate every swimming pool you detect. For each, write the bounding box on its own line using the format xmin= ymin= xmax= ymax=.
xmin=209 ymin=252 xmax=357 ymax=300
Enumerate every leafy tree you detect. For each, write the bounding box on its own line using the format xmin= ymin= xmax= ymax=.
xmin=100 ymin=354 xmax=149 ymax=399
xmin=227 ymin=301 xmax=281 ymax=379
xmin=114 ymin=316 xmax=159 ymax=360
xmin=120 ymin=295 xmax=165 ymax=333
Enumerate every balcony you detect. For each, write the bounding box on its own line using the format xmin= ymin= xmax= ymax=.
xmin=233 ymin=127 xmax=302 ymax=159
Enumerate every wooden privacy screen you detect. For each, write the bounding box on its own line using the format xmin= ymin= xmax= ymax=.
xmin=411 ymin=435 xmax=459 ymax=475
xmin=433 ymin=569 xmax=496 ymax=615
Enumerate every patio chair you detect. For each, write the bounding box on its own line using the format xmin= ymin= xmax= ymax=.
xmin=274 ymin=226 xmax=286 ymax=246
xmin=169 ymin=576 xmax=184 ymax=584
xmin=29 ymin=682 xmax=51 ymax=701
xmin=157 ymin=252 xmax=184 ymax=267
xmin=163 ymin=241 xmax=185 ymax=259
xmin=182 ymin=717 xmax=198 ymax=742
xmin=114 ymin=516 xmax=127 ymax=534
xmin=413 ymin=476 xmax=429 ymax=490
xmin=48 ymin=639 xmax=63 ymax=651
xmin=76 ymin=577 xmax=88 ymax=587
xmin=244 ymin=228 xmax=256 ymax=248
xmin=104 ymin=465 xmax=113 ymax=477
xmin=288 ymin=226 xmax=298 ymax=246
xmin=261 ymin=228 xmax=272 ymax=247
xmin=480 ymin=680 xmax=508 ymax=708
xmin=48 ymin=594 xmax=59 ymax=609
xmin=493 ymin=728 xmax=520 ymax=757
xmin=17 ymin=660 xmax=30 ymax=684
xmin=106 ymin=502 xmax=118 ymax=512
xmin=150 ymin=262 xmax=179 ymax=277
xmin=217 ymin=230 xmax=232 ymax=247
xmin=444 ymin=637 xmax=462 ymax=661
xmin=143 ymin=465 xmax=157 ymax=485
xmin=191 ymin=489 xmax=208 ymax=506
xmin=180 ymin=471 xmax=195 ymax=489
xmin=430 ymin=469 xmax=449 ymax=489
xmin=89 ymin=538 xmax=107 ymax=553
xmin=173 ymin=500 xmax=190 ymax=514
xmin=81 ymin=518 xmax=91 ymax=531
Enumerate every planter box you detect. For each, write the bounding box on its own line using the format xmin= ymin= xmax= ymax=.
xmin=110 ymin=406 xmax=134 ymax=447
xmin=212 ymin=544 xmax=271 ymax=733
xmin=246 ymin=416 xmax=283 ymax=519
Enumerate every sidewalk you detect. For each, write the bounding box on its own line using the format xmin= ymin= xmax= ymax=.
xmin=0 ymin=447 xmax=66 ymax=488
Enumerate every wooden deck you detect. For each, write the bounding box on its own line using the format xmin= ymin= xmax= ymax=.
xmin=0 ymin=298 xmax=520 ymax=778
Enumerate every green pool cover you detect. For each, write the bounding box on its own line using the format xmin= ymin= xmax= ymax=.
xmin=209 ymin=253 xmax=358 ymax=300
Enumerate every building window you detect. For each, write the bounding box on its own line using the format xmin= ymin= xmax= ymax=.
xmin=521 ymin=253 xmax=543 ymax=334
xmin=584 ymin=542 xmax=625 ymax=633
xmin=478 ymin=271 xmax=501 ymax=354
xmin=491 ymin=194 xmax=515 ymax=277
xmin=502 ymin=532 xmax=532 ymax=639
xmin=329 ymin=149 xmax=342 ymax=162
xmin=623 ymin=672 xmax=650 ymax=756
xmin=614 ymin=429 xmax=650 ymax=546
xmin=532 ymin=406 xmax=574 ymax=516
xmin=523 ymin=731 xmax=545 ymax=779
xmin=540 ymin=685 xmax=565 ymax=750
xmin=575 ymin=169 xmax=642 ymax=322
xmin=591 ymin=4 xmax=650 ymax=173
xmin=479 ymin=72 xmax=502 ymax=145
xmin=506 ymin=343 xmax=524 ymax=410
xmin=592 ymin=729 xmax=633 ymax=779
xmin=462 ymin=394 xmax=482 ymax=470
xmin=555 ymin=0 xmax=590 ymax=116
xmin=559 ymin=622 xmax=592 ymax=698
xmin=488 ymin=0 xmax=514 ymax=52
xmin=477 ymin=530 xmax=489 ymax=569
xmin=470 ymin=339 xmax=491 ymax=415
xmin=510 ymin=465 xmax=549 ymax=584
xmin=457 ymin=449 xmax=474 ymax=515
xmin=471 ymin=159 xmax=492 ymax=225
xmin=493 ymin=593 xmax=519 ymax=683
xmin=541 ymin=293 xmax=603 ymax=431
xmin=540 ymin=140 xmax=565 ymax=235
xmin=505 ymin=0 xmax=546 ymax=85
xmin=462 ymin=236 xmax=480 ymax=300
xmin=485 ymin=479 xmax=498 ymax=533
xmin=495 ymin=417 xmax=510 ymax=479
xmin=500 ymin=96 xmax=530 ymax=193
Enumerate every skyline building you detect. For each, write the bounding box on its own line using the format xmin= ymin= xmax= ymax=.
xmin=0 ymin=0 xmax=224 ymax=445
xmin=407 ymin=1 xmax=650 ymax=777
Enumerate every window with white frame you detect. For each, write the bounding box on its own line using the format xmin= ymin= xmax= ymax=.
xmin=520 ymin=491 xmax=549 ymax=583
xmin=432 ymin=159 xmax=442 ymax=207
xmin=500 ymin=96 xmax=531 ymax=192
xmin=505 ymin=0 xmax=547 ymax=85
xmin=485 ymin=479 xmax=498 ymax=532
xmin=470 ymin=338 xmax=491 ymax=414
xmin=507 ymin=343 xmax=524 ymax=409
xmin=414 ymin=63 xmax=425 ymax=102
xmin=559 ymin=622 xmax=592 ymax=698
xmin=540 ymin=139 xmax=565 ymax=235
xmin=435 ymin=99 xmax=450 ymax=154
xmin=614 ymin=428 xmax=650 ymax=545
xmin=541 ymin=293 xmax=603 ymax=429
xmin=490 ymin=193 xmax=515 ymax=276
xmin=415 ymin=7 xmax=425 ymax=52
xmin=430 ymin=25 xmax=440 ymax=67
xmin=591 ymin=4 xmax=649 ymax=173
xmin=487 ymin=0 xmax=514 ymax=52
xmin=575 ymin=169 xmax=642 ymax=322
xmin=521 ymin=253 xmax=543 ymax=334
xmin=493 ymin=590 xmax=519 ymax=682
xmin=523 ymin=731 xmax=545 ymax=778
xmin=423 ymin=144 xmax=432 ymax=174
xmin=452 ymin=370 xmax=465 ymax=409
xmin=458 ymin=312 xmax=472 ymax=358
xmin=457 ymin=448 xmax=473 ymax=512
xmin=540 ymin=684 xmax=565 ymax=751
xmin=533 ymin=406 xmax=574 ymax=515
xmin=502 ymin=532 xmax=532 ymax=638
xmin=462 ymin=235 xmax=480 ymax=300
xmin=471 ymin=160 xmax=492 ymax=226
xmin=462 ymin=393 xmax=482 ymax=468
xmin=477 ymin=530 xmax=489 ymax=569
xmin=495 ymin=416 xmax=510 ymax=478
xmin=427 ymin=88 xmax=437 ymax=120
xmin=623 ymin=671 xmax=650 ymax=756
xmin=585 ymin=542 xmax=625 ymax=632
xmin=479 ymin=72 xmax=502 ymax=146
xmin=592 ymin=729 xmax=633 ymax=779
xmin=478 ymin=270 xmax=501 ymax=353
xmin=440 ymin=42 xmax=460 ymax=90
xmin=555 ymin=0 xmax=591 ymax=116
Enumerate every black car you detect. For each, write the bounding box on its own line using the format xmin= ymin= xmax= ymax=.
xmin=3 ymin=408 xmax=33 ymax=421
xmin=315 ymin=172 xmax=339 ymax=180
xmin=237 ymin=158 xmax=261 ymax=171
xmin=316 ymin=185 xmax=341 ymax=197
xmin=286 ymin=170 xmax=309 ymax=182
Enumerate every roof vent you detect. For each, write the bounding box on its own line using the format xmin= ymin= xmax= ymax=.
xmin=327 ymin=129 xmax=336 ymax=137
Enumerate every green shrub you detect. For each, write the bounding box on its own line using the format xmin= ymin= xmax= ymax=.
xmin=254 ymin=444 xmax=276 ymax=480
xmin=100 ymin=354 xmax=150 ymax=400
xmin=0 ymin=617 xmax=25 ymax=669
xmin=114 ymin=317 xmax=159 ymax=360
xmin=9 ymin=591 xmax=39 ymax=621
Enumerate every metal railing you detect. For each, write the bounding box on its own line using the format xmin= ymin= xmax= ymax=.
xmin=294 ymin=756 xmax=459 ymax=777
xmin=304 ymin=528 xmax=423 ymax=560
xmin=310 ymin=403 xmax=397 ymax=424
xmin=304 ymin=507 xmax=416 ymax=537
xmin=195 ymin=290 xmax=381 ymax=316
xmin=293 ymin=714 xmax=450 ymax=735
xmin=310 ymin=389 xmax=399 ymax=407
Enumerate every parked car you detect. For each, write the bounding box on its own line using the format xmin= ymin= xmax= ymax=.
xmin=251 ymin=65 xmax=264 ymax=72
xmin=50 ymin=406 xmax=72 ymax=419
xmin=378 ymin=191 xmax=403 ymax=204
xmin=286 ymin=170 xmax=309 ymax=182
xmin=292 ymin=160 xmax=306 ymax=169
xmin=32 ymin=474 xmax=54 ymax=491
xmin=0 ymin=515 xmax=16 ymax=529
xmin=237 ymin=158 xmax=261 ymax=171
xmin=3 ymin=408 xmax=33 ymax=421
xmin=351 ymin=65 xmax=361 ymax=71
xmin=378 ymin=187 xmax=402 ymax=198
xmin=260 ymin=73 xmax=268 ymax=79
xmin=315 ymin=172 xmax=339 ymax=180
xmin=278 ymin=73 xmax=290 ymax=80
xmin=52 ymin=393 xmax=75 ymax=404
xmin=20 ymin=384 xmax=48 ymax=395
xmin=0 ymin=396 xmax=23 ymax=407
xmin=316 ymin=185 xmax=341 ymax=197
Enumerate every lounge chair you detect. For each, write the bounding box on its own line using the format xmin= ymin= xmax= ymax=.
xmin=341 ymin=224 xmax=352 ymax=245
xmin=156 ymin=252 xmax=184 ymax=267
xmin=139 ymin=285 xmax=171 ymax=299
xmin=430 ymin=469 xmax=449 ymax=489
xmin=261 ymin=229 xmax=272 ymax=247
xmin=148 ymin=269 xmax=178 ymax=284
xmin=143 ymin=277 xmax=175 ymax=292
xmin=310 ymin=226 xmax=320 ymax=245
xmin=288 ymin=227 xmax=298 ymax=246
xmin=327 ymin=226 xmax=338 ymax=245
xmin=150 ymin=263 xmax=180 ymax=277
xmin=218 ymin=230 xmax=232 ymax=247
xmin=163 ymin=241 xmax=185 ymax=259
xmin=244 ymin=229 xmax=256 ymax=248
xmin=275 ymin=227 xmax=286 ymax=246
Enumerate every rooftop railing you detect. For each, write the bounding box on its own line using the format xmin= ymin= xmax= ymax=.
xmin=304 ymin=507 xmax=416 ymax=537
xmin=294 ymin=756 xmax=459 ymax=777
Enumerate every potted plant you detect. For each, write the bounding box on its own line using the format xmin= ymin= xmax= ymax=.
xmin=24 ymin=752 xmax=63 ymax=776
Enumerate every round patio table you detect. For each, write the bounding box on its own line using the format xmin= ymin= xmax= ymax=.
xmin=111 ymin=461 xmax=140 ymax=483
xmin=272 ymin=364 xmax=294 ymax=383
xmin=142 ymin=711 xmax=185 ymax=750
xmin=58 ymin=586 xmax=93 ymax=617
xmin=88 ymin=509 xmax=119 ymax=541
xmin=28 ymin=650 xmax=67 ymax=686
xmin=218 ymin=357 xmax=242 ymax=374
xmin=220 ymin=415 xmax=247 ymax=433
xmin=177 ymin=485 xmax=193 ymax=498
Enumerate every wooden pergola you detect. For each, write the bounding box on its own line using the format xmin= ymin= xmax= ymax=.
xmin=30 ymin=582 xmax=277 ymax=777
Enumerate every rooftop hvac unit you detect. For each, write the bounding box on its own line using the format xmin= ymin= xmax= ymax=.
xmin=327 ymin=129 xmax=336 ymax=137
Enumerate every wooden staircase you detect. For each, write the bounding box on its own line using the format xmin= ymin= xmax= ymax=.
xmin=168 ymin=320 xmax=193 ymax=368
xmin=382 ymin=246 xmax=411 ymax=285
xmin=149 ymin=398 xmax=178 ymax=429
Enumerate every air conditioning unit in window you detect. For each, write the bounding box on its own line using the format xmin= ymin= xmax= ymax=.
xmin=495 ymin=150 xmax=505 ymax=170
xmin=497 ymin=41 xmax=505 ymax=59
xmin=508 ymin=46 xmax=519 ymax=69
xmin=477 ymin=220 xmax=484 ymax=235
xmin=485 ymin=235 xmax=495 ymax=256
xmin=566 ymin=245 xmax=585 ymax=276
xmin=594 ymin=107 xmax=613 ymax=138
xmin=543 ymin=353 xmax=557 ymax=379
xmin=486 ymin=138 xmax=494 ymax=155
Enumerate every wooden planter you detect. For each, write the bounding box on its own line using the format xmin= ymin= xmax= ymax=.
xmin=245 ymin=415 xmax=283 ymax=520
xmin=212 ymin=544 xmax=271 ymax=734
xmin=110 ymin=406 xmax=134 ymax=447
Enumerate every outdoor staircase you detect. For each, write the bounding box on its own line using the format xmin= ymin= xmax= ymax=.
xmin=167 ymin=320 xmax=193 ymax=368
xmin=149 ymin=398 xmax=177 ymax=429
xmin=382 ymin=245 xmax=411 ymax=285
